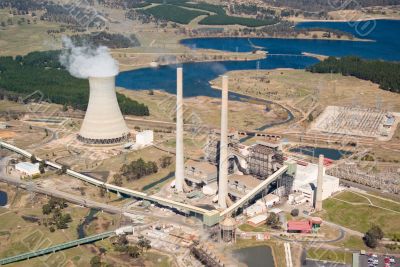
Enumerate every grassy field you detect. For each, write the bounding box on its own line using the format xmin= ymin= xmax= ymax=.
xmin=317 ymin=191 xmax=400 ymax=236
xmin=307 ymin=247 xmax=353 ymax=264
xmin=332 ymin=234 xmax=368 ymax=251
xmin=141 ymin=4 xmax=209 ymax=24
xmin=211 ymin=69 xmax=400 ymax=113
xmin=199 ymin=15 xmax=277 ymax=27
xmin=0 ymin=10 xmax=61 ymax=56
xmin=238 ymin=223 xmax=269 ymax=232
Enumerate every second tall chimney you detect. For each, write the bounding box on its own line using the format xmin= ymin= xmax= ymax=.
xmin=315 ymin=154 xmax=324 ymax=211
xmin=175 ymin=68 xmax=184 ymax=192
xmin=218 ymin=76 xmax=229 ymax=208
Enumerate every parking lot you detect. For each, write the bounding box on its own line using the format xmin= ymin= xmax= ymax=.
xmin=359 ymin=254 xmax=399 ymax=267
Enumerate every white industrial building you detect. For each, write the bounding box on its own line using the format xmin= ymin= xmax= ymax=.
xmin=135 ymin=130 xmax=154 ymax=147
xmin=289 ymin=162 xmax=340 ymax=206
xmin=15 ymin=162 xmax=40 ymax=176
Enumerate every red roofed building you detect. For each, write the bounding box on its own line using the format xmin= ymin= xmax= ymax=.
xmin=287 ymin=220 xmax=312 ymax=233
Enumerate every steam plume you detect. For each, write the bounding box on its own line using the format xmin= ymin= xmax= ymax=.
xmin=60 ymin=36 xmax=119 ymax=78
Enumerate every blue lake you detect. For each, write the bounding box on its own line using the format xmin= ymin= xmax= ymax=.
xmin=0 ymin=191 xmax=8 ymax=206
xmin=116 ymin=19 xmax=400 ymax=96
xmin=289 ymin=146 xmax=352 ymax=160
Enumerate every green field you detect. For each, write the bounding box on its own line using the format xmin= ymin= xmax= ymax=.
xmin=180 ymin=2 xmax=225 ymax=15
xmin=307 ymin=248 xmax=353 ymax=264
xmin=137 ymin=1 xmax=275 ymax=27
xmin=199 ymin=15 xmax=277 ymax=27
xmin=319 ymin=191 xmax=400 ymax=236
xmin=142 ymin=4 xmax=208 ymax=24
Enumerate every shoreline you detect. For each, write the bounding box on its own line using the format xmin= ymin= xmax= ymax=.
xmin=179 ymin=34 xmax=371 ymax=43
xmin=288 ymin=17 xmax=400 ymax=23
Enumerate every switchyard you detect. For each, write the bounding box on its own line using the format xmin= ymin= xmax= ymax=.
xmin=311 ymin=106 xmax=399 ymax=140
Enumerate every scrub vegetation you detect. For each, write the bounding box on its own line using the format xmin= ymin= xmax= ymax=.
xmin=0 ymin=51 xmax=149 ymax=116
xmin=308 ymin=56 xmax=400 ymax=93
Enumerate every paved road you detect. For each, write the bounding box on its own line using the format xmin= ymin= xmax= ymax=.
xmin=0 ymin=157 xmax=200 ymax=228
xmin=303 ymin=259 xmax=349 ymax=267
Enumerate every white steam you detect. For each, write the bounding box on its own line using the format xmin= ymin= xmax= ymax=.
xmin=60 ymin=36 xmax=119 ymax=79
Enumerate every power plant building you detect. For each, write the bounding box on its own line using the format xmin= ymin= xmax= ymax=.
xmin=78 ymin=76 xmax=130 ymax=144
xmin=289 ymin=161 xmax=340 ymax=206
xmin=184 ymin=160 xmax=218 ymax=186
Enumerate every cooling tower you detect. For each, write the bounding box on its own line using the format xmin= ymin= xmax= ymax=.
xmin=78 ymin=76 xmax=130 ymax=144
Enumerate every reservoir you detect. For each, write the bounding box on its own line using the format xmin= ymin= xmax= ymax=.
xmin=0 ymin=191 xmax=8 ymax=206
xmin=289 ymin=146 xmax=352 ymax=160
xmin=117 ymin=20 xmax=400 ymax=97
xmin=234 ymin=246 xmax=275 ymax=267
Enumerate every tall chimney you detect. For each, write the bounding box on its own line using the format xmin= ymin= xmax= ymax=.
xmin=315 ymin=154 xmax=324 ymax=211
xmin=218 ymin=76 xmax=229 ymax=208
xmin=175 ymin=68 xmax=184 ymax=192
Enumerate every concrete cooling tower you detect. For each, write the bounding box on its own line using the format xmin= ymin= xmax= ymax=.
xmin=78 ymin=76 xmax=130 ymax=144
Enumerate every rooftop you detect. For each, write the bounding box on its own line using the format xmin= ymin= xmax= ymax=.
xmin=228 ymin=174 xmax=261 ymax=189
xmin=185 ymin=160 xmax=217 ymax=174
xmin=287 ymin=220 xmax=312 ymax=231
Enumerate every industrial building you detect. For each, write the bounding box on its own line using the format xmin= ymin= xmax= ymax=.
xmin=135 ymin=130 xmax=154 ymax=147
xmin=247 ymin=141 xmax=284 ymax=179
xmin=184 ymin=160 xmax=218 ymax=186
xmin=15 ymin=162 xmax=40 ymax=176
xmin=78 ymin=76 xmax=130 ymax=144
xmin=227 ymin=174 xmax=261 ymax=199
xmin=287 ymin=218 xmax=323 ymax=233
xmin=289 ymin=159 xmax=340 ymax=206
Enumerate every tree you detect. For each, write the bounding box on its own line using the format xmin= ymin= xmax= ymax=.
xmin=159 ymin=155 xmax=172 ymax=168
xmin=266 ymin=212 xmax=280 ymax=228
xmin=364 ymin=232 xmax=379 ymax=248
xmin=42 ymin=204 xmax=52 ymax=215
xmin=90 ymin=255 xmax=101 ymax=267
xmin=290 ymin=209 xmax=299 ymax=217
xmin=368 ymin=225 xmax=384 ymax=240
xmin=112 ymin=174 xmax=123 ymax=186
xmin=364 ymin=225 xmax=384 ymax=248
xmin=127 ymin=245 xmax=141 ymax=258
xmin=113 ymin=235 xmax=129 ymax=252
xmin=39 ymin=161 xmax=46 ymax=174
xmin=58 ymin=165 xmax=67 ymax=175
xmin=138 ymin=236 xmax=151 ymax=252
xmin=30 ymin=154 xmax=37 ymax=163
xmin=99 ymin=186 xmax=107 ymax=198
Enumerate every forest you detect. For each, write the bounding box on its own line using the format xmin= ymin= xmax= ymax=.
xmin=307 ymin=56 xmax=400 ymax=93
xmin=70 ymin=32 xmax=140 ymax=48
xmin=0 ymin=51 xmax=150 ymax=116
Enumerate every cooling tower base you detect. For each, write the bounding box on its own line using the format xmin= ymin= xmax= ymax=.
xmin=77 ymin=133 xmax=131 ymax=145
